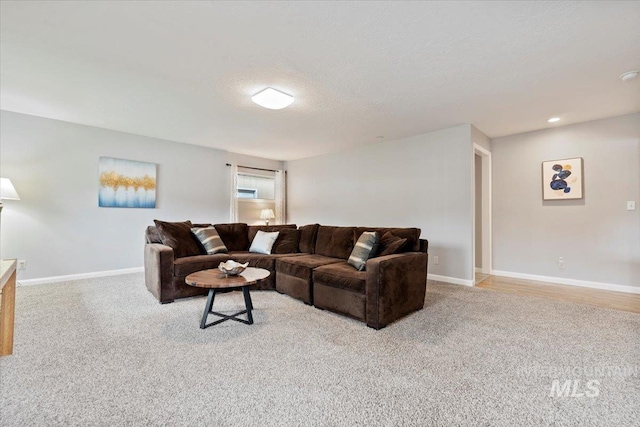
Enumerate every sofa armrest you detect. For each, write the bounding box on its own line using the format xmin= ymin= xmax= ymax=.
xmin=144 ymin=243 xmax=175 ymax=304
xmin=365 ymin=252 xmax=428 ymax=329
xmin=419 ymin=238 xmax=429 ymax=254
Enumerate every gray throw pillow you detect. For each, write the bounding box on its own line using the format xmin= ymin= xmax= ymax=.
xmin=249 ymin=231 xmax=280 ymax=255
xmin=191 ymin=226 xmax=228 ymax=255
xmin=348 ymin=231 xmax=379 ymax=271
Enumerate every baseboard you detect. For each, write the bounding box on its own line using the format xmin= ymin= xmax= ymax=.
xmin=475 ymin=267 xmax=483 ymax=273
xmin=490 ymin=270 xmax=640 ymax=295
xmin=428 ymin=274 xmax=474 ymax=287
xmin=18 ymin=267 xmax=144 ymax=286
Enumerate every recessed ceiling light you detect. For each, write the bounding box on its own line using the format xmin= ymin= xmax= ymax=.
xmin=620 ymin=70 xmax=639 ymax=82
xmin=548 ymin=117 xmax=561 ymax=123
xmin=251 ymin=87 xmax=294 ymax=110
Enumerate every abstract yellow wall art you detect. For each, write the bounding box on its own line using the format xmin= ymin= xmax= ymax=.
xmin=99 ymin=157 xmax=157 ymax=208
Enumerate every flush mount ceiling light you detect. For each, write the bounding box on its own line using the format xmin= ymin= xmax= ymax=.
xmin=548 ymin=117 xmax=561 ymax=123
xmin=620 ymin=70 xmax=639 ymax=82
xmin=251 ymin=87 xmax=294 ymax=110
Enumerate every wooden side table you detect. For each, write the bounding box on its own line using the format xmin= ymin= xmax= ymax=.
xmin=0 ymin=259 xmax=17 ymax=356
xmin=185 ymin=267 xmax=270 ymax=329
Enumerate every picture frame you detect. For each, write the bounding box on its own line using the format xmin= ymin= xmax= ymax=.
xmin=541 ymin=157 xmax=583 ymax=200
xmin=98 ymin=157 xmax=157 ymax=208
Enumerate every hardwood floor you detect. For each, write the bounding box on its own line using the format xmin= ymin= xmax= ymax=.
xmin=475 ymin=272 xmax=490 ymax=285
xmin=475 ymin=274 xmax=640 ymax=314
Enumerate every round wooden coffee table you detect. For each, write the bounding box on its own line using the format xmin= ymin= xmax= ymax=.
xmin=185 ymin=267 xmax=270 ymax=329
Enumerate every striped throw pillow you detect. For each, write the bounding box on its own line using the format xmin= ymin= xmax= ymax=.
xmin=348 ymin=231 xmax=379 ymax=271
xmin=191 ymin=226 xmax=228 ymax=255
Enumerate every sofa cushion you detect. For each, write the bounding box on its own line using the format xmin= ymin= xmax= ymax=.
xmin=348 ymin=231 xmax=379 ymax=271
xmin=154 ymin=220 xmax=203 ymax=258
xmin=191 ymin=226 xmax=228 ymax=255
xmin=315 ymin=226 xmax=356 ymax=260
xmin=249 ymin=231 xmax=279 ymax=255
xmin=214 ymin=223 xmax=250 ymax=251
xmin=174 ymin=254 xmax=230 ymax=276
xmin=298 ymin=224 xmax=320 ymax=254
xmin=276 ymin=254 xmax=342 ymax=280
xmin=228 ymin=251 xmax=304 ymax=271
xmin=378 ymin=231 xmax=408 ymax=256
xmin=355 ymin=227 xmax=421 ymax=252
xmin=313 ymin=262 xmax=367 ymax=293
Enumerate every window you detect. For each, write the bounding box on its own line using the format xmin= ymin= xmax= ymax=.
xmin=236 ymin=173 xmax=275 ymax=200
xmin=230 ymin=165 xmax=285 ymax=225
xmin=237 ymin=188 xmax=258 ymax=199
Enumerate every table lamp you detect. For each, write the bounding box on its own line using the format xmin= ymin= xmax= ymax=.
xmin=260 ymin=209 xmax=275 ymax=226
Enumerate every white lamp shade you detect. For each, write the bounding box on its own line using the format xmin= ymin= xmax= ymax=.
xmin=260 ymin=209 xmax=275 ymax=220
xmin=251 ymin=88 xmax=294 ymax=110
xmin=0 ymin=178 xmax=20 ymax=200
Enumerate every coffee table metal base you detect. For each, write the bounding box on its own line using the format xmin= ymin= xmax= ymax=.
xmin=200 ymin=286 xmax=254 ymax=329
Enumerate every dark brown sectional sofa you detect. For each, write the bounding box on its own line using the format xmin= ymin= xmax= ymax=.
xmin=144 ymin=222 xmax=428 ymax=329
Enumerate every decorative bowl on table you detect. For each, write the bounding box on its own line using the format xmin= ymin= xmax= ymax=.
xmin=218 ymin=260 xmax=249 ymax=277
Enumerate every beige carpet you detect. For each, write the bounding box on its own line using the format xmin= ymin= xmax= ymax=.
xmin=1 ymin=273 xmax=638 ymax=426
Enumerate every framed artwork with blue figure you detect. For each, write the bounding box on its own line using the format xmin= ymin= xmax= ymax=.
xmin=542 ymin=157 xmax=583 ymax=200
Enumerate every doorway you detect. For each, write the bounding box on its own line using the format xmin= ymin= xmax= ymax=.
xmin=473 ymin=144 xmax=491 ymax=284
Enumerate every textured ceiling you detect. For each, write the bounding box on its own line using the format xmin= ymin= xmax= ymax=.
xmin=1 ymin=1 xmax=639 ymax=160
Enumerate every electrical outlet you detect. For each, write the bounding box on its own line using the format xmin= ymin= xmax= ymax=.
xmin=433 ymin=256 xmax=439 ymax=265
xmin=627 ymin=201 xmax=636 ymax=211
xmin=558 ymin=257 xmax=565 ymax=269
xmin=17 ymin=260 xmax=27 ymax=270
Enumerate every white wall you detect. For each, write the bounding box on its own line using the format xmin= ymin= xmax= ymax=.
xmin=491 ymin=113 xmax=640 ymax=289
xmin=287 ymin=124 xmax=474 ymax=283
xmin=0 ymin=110 xmax=282 ymax=280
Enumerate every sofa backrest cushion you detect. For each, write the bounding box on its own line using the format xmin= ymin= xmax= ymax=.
xmin=298 ymin=224 xmax=320 ymax=254
xmin=153 ymin=220 xmax=203 ymax=258
xmin=214 ymin=223 xmax=250 ymax=252
xmin=272 ymin=229 xmax=302 ymax=254
xmin=248 ymin=224 xmax=297 ymax=242
xmin=355 ymin=227 xmax=421 ymax=252
xmin=315 ymin=226 xmax=357 ymax=260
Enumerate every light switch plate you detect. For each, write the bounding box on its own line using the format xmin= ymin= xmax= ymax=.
xmin=627 ymin=201 xmax=636 ymax=211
